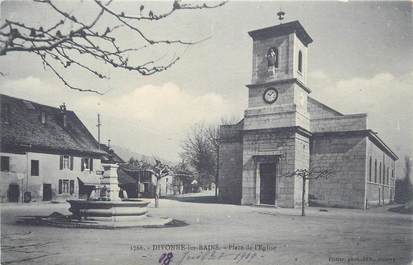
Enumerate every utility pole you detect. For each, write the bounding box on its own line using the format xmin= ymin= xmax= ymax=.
xmin=97 ymin=113 xmax=101 ymax=149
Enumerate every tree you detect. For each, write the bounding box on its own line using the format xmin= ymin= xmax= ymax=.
xmin=0 ymin=0 xmax=225 ymax=94
xmin=180 ymin=118 xmax=238 ymax=192
xmin=395 ymin=156 xmax=413 ymax=204
xmin=180 ymin=123 xmax=217 ymax=189
xmin=125 ymin=157 xmax=170 ymax=208
xmin=149 ymin=159 xmax=171 ymax=208
xmin=286 ymin=168 xmax=334 ymax=216
xmin=171 ymin=160 xmax=195 ymax=194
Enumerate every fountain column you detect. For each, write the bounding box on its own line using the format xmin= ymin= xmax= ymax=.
xmin=100 ymin=163 xmax=121 ymax=201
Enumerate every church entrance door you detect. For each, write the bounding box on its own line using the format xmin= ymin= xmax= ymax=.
xmin=259 ymin=163 xmax=276 ymax=205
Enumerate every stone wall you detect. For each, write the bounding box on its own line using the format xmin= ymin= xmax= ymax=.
xmin=365 ymin=137 xmax=396 ymax=206
xmin=218 ymin=123 xmax=244 ymax=204
xmin=294 ymin=133 xmax=310 ymax=207
xmin=309 ymin=134 xmax=367 ymax=209
xmin=248 ymin=82 xmax=294 ymax=109
xmin=218 ymin=140 xmax=243 ymax=204
xmin=311 ymin=114 xmax=367 ymax=133
xmin=245 ymin=82 xmax=310 ymax=131
xmin=241 ymin=128 xmax=309 ymax=207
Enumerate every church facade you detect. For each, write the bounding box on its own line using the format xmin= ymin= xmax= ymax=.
xmin=218 ymin=20 xmax=398 ymax=209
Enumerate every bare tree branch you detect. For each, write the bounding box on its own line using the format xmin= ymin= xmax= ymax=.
xmin=0 ymin=0 xmax=226 ymax=93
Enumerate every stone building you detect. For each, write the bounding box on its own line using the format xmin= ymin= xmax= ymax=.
xmin=218 ymin=20 xmax=398 ymax=209
xmin=0 ymin=94 xmax=107 ymax=202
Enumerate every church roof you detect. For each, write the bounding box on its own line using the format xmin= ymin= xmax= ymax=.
xmin=248 ymin=20 xmax=313 ymax=46
xmin=0 ymin=94 xmax=106 ymax=157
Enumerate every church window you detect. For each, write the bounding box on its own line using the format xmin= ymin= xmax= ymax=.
xmin=298 ymin=50 xmax=303 ymax=73
xmin=374 ymin=160 xmax=377 ymax=183
xmin=387 ymin=167 xmax=390 ymax=185
xmin=266 ymin=47 xmax=279 ymax=68
xmin=368 ymin=157 xmax=372 ymax=182
xmin=379 ymin=163 xmax=382 ymax=184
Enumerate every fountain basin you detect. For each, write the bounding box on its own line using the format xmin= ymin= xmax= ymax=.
xmin=68 ymin=199 xmax=150 ymax=222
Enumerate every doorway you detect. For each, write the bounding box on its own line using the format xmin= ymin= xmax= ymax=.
xmin=43 ymin=184 xmax=52 ymax=201
xmin=259 ymin=163 xmax=276 ymax=205
xmin=8 ymin=184 xmax=20 ymax=202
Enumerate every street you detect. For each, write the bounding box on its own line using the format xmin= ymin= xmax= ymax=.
xmin=1 ymin=194 xmax=412 ymax=265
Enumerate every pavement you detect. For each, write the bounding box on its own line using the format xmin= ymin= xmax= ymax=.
xmin=1 ymin=193 xmax=412 ymax=265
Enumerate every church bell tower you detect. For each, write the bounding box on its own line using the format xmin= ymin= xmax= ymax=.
xmin=244 ymin=19 xmax=313 ymax=131
xmin=240 ymin=16 xmax=313 ymax=208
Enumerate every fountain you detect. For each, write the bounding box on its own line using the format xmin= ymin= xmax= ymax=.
xmin=67 ymin=163 xmax=171 ymax=228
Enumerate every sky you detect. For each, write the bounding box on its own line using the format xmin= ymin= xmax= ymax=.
xmin=1 ymin=1 xmax=412 ymax=173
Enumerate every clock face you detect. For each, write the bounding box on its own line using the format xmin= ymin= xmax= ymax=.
xmin=263 ymin=88 xmax=278 ymax=104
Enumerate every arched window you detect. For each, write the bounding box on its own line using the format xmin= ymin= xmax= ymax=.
xmin=298 ymin=50 xmax=303 ymax=73
xmin=267 ymin=47 xmax=278 ymax=68
xmin=379 ymin=163 xmax=382 ymax=184
xmin=387 ymin=167 xmax=389 ymax=185
xmin=369 ymin=157 xmax=372 ymax=182
xmin=374 ymin=160 xmax=377 ymax=183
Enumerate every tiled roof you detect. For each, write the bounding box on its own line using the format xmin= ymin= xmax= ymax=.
xmin=117 ymin=168 xmax=138 ymax=185
xmin=0 ymin=94 xmax=106 ymax=156
xmin=100 ymin=144 xmax=124 ymax=163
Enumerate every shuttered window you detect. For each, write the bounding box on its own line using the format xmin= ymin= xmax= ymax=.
xmin=70 ymin=156 xmax=74 ymax=170
xmin=58 ymin=179 xmax=62 ymax=194
xmin=31 ymin=160 xmax=39 ymax=176
xmin=60 ymin=155 xmax=74 ymax=170
xmin=59 ymin=179 xmax=72 ymax=194
xmin=69 ymin=180 xmax=75 ymax=194
xmin=1 ymin=156 xmax=10 ymax=172
xmin=81 ymin=158 xmax=93 ymax=172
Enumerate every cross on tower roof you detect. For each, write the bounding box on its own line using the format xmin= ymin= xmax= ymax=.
xmin=277 ymin=10 xmax=285 ymax=23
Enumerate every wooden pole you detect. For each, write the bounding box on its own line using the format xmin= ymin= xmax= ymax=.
xmin=97 ymin=113 xmax=101 ymax=149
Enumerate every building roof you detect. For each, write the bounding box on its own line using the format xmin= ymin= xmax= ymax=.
xmin=100 ymin=144 xmax=125 ymax=164
xmin=117 ymin=168 xmax=138 ymax=185
xmin=0 ymin=94 xmax=106 ymax=157
xmin=248 ymin=20 xmax=313 ymax=46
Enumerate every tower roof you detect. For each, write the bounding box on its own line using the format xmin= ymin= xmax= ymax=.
xmin=248 ymin=20 xmax=313 ymax=46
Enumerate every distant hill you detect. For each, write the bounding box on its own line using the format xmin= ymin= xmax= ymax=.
xmin=111 ymin=144 xmax=170 ymax=164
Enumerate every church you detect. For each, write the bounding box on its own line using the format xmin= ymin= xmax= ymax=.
xmin=218 ymin=19 xmax=398 ymax=209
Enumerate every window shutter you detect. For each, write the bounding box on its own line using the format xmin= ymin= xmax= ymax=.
xmin=59 ymin=156 xmax=63 ymax=170
xmin=69 ymin=180 xmax=74 ymax=194
xmin=58 ymin=180 xmax=62 ymax=194
xmin=90 ymin=158 xmax=93 ymax=171
xmin=70 ymin=156 xmax=74 ymax=171
xmin=81 ymin=158 xmax=84 ymax=171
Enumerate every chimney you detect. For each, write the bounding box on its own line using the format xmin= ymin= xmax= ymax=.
xmin=59 ymin=103 xmax=67 ymax=127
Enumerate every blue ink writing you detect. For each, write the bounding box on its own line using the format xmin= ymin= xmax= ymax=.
xmin=159 ymin=252 xmax=174 ymax=265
